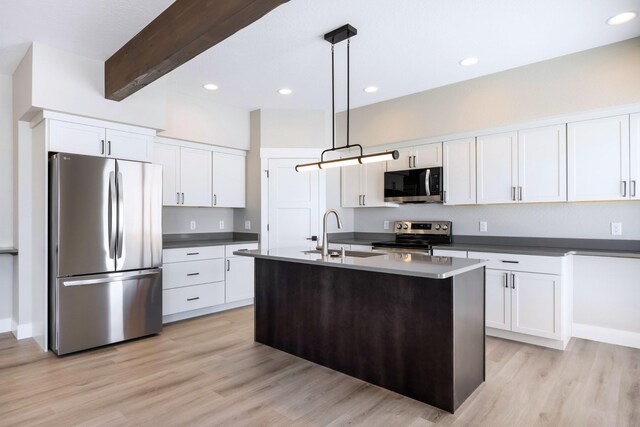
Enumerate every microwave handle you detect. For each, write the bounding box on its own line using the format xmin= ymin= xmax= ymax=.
xmin=425 ymin=168 xmax=431 ymax=196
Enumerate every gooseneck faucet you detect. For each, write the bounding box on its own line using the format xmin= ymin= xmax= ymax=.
xmin=317 ymin=209 xmax=343 ymax=256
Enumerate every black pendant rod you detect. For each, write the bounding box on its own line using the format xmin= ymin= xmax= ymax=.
xmin=331 ymin=44 xmax=335 ymax=151
xmin=346 ymin=38 xmax=350 ymax=149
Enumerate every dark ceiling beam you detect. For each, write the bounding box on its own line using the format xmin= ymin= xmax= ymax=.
xmin=105 ymin=0 xmax=290 ymax=101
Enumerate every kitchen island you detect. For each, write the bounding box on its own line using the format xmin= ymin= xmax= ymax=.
xmin=235 ymin=248 xmax=487 ymax=413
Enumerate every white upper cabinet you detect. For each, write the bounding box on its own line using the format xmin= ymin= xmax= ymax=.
xmin=180 ymin=148 xmax=212 ymax=207
xmin=49 ymin=120 xmax=152 ymax=162
xmin=153 ymin=143 xmax=181 ymax=206
xmin=518 ymin=125 xmax=567 ymax=203
xmin=387 ymin=142 xmax=442 ymax=171
xmin=568 ymin=115 xmax=630 ymax=201
xmin=477 ymin=132 xmax=518 ymax=204
xmin=341 ymin=160 xmax=389 ymax=208
xmin=630 ymin=113 xmax=640 ymax=200
xmin=105 ymin=129 xmax=153 ymax=162
xmin=212 ymin=153 xmax=246 ymax=208
xmin=443 ymin=138 xmax=476 ymax=205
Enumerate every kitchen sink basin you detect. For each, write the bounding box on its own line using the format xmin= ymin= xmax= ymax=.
xmin=302 ymin=250 xmax=384 ymax=258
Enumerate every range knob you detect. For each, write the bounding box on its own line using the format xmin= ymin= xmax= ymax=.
xmin=442 ymin=224 xmax=449 ymax=231
xmin=435 ymin=224 xmax=441 ymax=230
xmin=396 ymin=223 xmax=403 ymax=230
xmin=403 ymin=224 xmax=409 ymax=230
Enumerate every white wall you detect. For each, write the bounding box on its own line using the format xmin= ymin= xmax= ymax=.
xmin=163 ymin=207 xmax=235 ymax=234
xmin=159 ymin=87 xmax=250 ymax=150
xmin=354 ymin=201 xmax=640 ymax=240
xmin=234 ymin=110 xmax=262 ymax=233
xmin=26 ymin=43 xmax=167 ymax=128
xmin=0 ymin=74 xmax=13 ymax=331
xmin=336 ymin=38 xmax=640 ymax=148
xmin=259 ymin=109 xmax=328 ymax=149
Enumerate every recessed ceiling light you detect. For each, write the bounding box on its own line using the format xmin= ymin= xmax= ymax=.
xmin=459 ymin=57 xmax=479 ymax=66
xmin=607 ymin=11 xmax=637 ymax=25
xmin=364 ymin=86 xmax=379 ymax=93
xmin=278 ymin=88 xmax=293 ymax=95
xmin=203 ymin=83 xmax=219 ymax=90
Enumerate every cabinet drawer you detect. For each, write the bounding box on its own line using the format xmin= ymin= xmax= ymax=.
xmin=432 ymin=249 xmax=467 ymax=258
xmin=163 ymin=246 xmax=224 ymax=263
xmin=163 ymin=259 xmax=225 ymax=290
xmin=163 ymin=282 xmax=225 ymax=315
xmin=467 ymin=251 xmax=562 ymax=275
xmin=225 ymin=243 xmax=259 ymax=258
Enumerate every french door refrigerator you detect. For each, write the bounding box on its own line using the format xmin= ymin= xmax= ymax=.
xmin=49 ymin=153 xmax=163 ymax=355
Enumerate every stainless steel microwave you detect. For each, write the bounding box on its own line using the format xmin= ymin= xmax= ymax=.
xmin=384 ymin=167 xmax=443 ymax=203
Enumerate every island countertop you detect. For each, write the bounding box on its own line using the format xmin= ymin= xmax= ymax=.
xmin=234 ymin=247 xmax=487 ymax=279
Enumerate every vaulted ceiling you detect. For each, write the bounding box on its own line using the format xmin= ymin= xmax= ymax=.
xmin=1 ymin=0 xmax=639 ymax=111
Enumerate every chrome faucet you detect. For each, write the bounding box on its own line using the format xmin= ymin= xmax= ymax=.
xmin=317 ymin=209 xmax=343 ymax=256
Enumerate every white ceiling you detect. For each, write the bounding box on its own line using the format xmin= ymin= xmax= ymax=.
xmin=1 ymin=0 xmax=639 ymax=111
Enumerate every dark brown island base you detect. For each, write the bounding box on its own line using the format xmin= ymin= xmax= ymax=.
xmin=235 ymin=248 xmax=488 ymax=413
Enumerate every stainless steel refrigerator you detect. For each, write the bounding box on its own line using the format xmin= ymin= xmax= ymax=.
xmin=49 ymin=153 xmax=163 ymax=355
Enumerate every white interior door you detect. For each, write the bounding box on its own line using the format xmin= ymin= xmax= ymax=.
xmin=477 ymin=132 xmax=518 ymax=204
xmin=268 ymin=158 xmax=320 ymax=249
xmin=485 ymin=269 xmax=511 ymax=331
xmin=511 ymin=272 xmax=561 ymax=339
xmin=518 ymin=125 xmax=567 ymax=203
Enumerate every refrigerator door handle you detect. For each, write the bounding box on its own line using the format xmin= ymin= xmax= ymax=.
xmin=116 ymin=171 xmax=125 ymax=258
xmin=62 ymin=269 xmax=161 ymax=286
xmin=108 ymin=172 xmax=117 ymax=259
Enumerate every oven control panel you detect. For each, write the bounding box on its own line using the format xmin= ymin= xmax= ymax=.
xmin=393 ymin=221 xmax=452 ymax=236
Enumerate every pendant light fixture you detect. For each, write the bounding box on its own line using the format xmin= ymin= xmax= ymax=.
xmin=296 ymin=24 xmax=398 ymax=172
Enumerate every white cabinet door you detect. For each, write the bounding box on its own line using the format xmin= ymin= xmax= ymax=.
xmin=341 ymin=165 xmax=362 ymax=207
xmin=477 ymin=132 xmax=518 ymax=204
xmin=226 ymin=257 xmax=254 ymax=303
xmin=213 ymin=153 xmax=246 ymax=208
xmin=153 ymin=143 xmax=181 ymax=206
xmin=414 ymin=143 xmax=442 ymax=168
xmin=518 ymin=125 xmax=567 ymax=203
xmin=485 ymin=269 xmax=511 ymax=331
xmin=180 ymin=147 xmax=212 ymax=207
xmin=568 ymin=115 xmax=630 ymax=201
xmin=362 ymin=162 xmax=386 ymax=206
xmin=49 ymin=120 xmax=106 ymax=157
xmin=387 ymin=148 xmax=414 ymax=171
xmin=630 ymin=113 xmax=640 ymax=200
xmin=511 ymin=272 xmax=561 ymax=339
xmin=443 ymin=138 xmax=476 ymax=205
xmin=105 ymin=129 xmax=153 ymax=162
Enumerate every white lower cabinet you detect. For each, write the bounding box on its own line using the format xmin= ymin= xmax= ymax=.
xmin=469 ymin=250 xmax=571 ymax=349
xmin=162 ymin=243 xmax=257 ymax=321
xmin=431 ymin=249 xmax=467 ymax=258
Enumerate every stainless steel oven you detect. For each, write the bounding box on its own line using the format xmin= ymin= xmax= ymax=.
xmin=384 ymin=167 xmax=443 ymax=203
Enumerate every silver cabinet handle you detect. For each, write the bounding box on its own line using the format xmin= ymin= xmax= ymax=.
xmin=511 ymin=273 xmax=516 ymax=289
xmin=358 ymin=195 xmax=362 ymax=206
xmin=501 ymin=260 xmax=519 ymax=264
xmin=622 ymin=181 xmax=627 ymax=197
xmin=186 ymin=273 xmax=200 ymax=277
xmin=107 ymin=140 xmax=112 ymax=156
xmin=227 ymin=259 xmax=230 ymax=271
xmin=181 ymin=193 xmax=185 ymax=204
xmin=511 ymin=187 xmax=516 ymax=201
xmin=443 ymin=190 xmax=447 ymax=204
xmin=214 ymin=194 xmax=217 ymax=206
xmin=186 ymin=297 xmax=200 ymax=302
xmin=186 ymin=252 xmax=199 ymax=256
xmin=518 ymin=186 xmax=523 ymax=201
xmin=408 ymin=156 xmax=412 ymax=168
xmin=503 ymin=273 xmax=508 ymax=288
xmin=362 ymin=195 xmax=366 ymax=206
xmin=101 ymin=139 xmax=105 ymax=155
xmin=633 ymin=180 xmax=637 ymax=198
xmin=176 ymin=192 xmax=180 ymax=204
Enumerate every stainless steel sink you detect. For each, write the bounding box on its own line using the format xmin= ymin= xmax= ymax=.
xmin=302 ymin=250 xmax=384 ymax=258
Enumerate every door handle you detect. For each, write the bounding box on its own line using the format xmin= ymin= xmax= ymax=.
xmin=108 ymin=172 xmax=117 ymax=259
xmin=101 ymin=140 xmax=105 ymax=155
xmin=408 ymin=156 xmax=412 ymax=168
xmin=116 ymin=172 xmax=124 ymax=258
xmin=443 ymin=190 xmax=447 ymax=204
xmin=511 ymin=186 xmax=516 ymax=201
xmin=362 ymin=194 xmax=366 ymax=206
xmin=176 ymin=192 xmax=180 ymax=205
xmin=622 ymin=181 xmax=627 ymax=197
xmin=213 ymin=194 xmax=217 ymax=206
xmin=425 ymin=169 xmax=431 ymax=196
xmin=504 ymin=273 xmax=508 ymax=288
xmin=511 ymin=273 xmax=516 ymax=289
xmin=227 ymin=260 xmax=231 ymax=271
xmin=358 ymin=195 xmax=362 ymax=206
xmin=181 ymin=193 xmax=185 ymax=205
xmin=413 ymin=156 xmax=417 ymax=168
xmin=107 ymin=140 xmax=112 ymax=156
xmin=632 ymin=180 xmax=637 ymax=198
xmin=518 ymin=186 xmax=523 ymax=201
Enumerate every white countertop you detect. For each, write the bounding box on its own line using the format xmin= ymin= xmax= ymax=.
xmin=234 ymin=247 xmax=487 ymax=279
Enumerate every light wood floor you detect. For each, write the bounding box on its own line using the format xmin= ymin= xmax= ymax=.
xmin=0 ymin=307 xmax=638 ymax=426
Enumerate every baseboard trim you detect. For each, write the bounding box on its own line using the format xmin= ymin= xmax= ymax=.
xmin=163 ymin=299 xmax=254 ymax=324
xmin=0 ymin=318 xmax=11 ymax=333
xmin=572 ymin=323 xmax=640 ymax=349
xmin=486 ymin=328 xmax=569 ymax=350
xmin=13 ymin=322 xmax=33 ymax=340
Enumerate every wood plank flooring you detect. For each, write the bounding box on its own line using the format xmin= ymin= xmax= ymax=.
xmin=0 ymin=307 xmax=638 ymax=426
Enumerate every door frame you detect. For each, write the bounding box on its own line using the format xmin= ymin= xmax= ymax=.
xmin=260 ymin=148 xmax=326 ymax=250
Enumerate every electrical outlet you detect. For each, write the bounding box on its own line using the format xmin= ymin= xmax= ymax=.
xmin=190 ymin=221 xmax=196 ymax=231
xmin=383 ymin=220 xmax=390 ymax=230
xmin=219 ymin=220 xmax=225 ymax=230
xmin=245 ymin=220 xmax=251 ymax=230
xmin=479 ymin=221 xmax=488 ymax=233
xmin=611 ymin=222 xmax=622 ymax=236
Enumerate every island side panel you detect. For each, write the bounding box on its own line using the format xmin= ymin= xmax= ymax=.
xmin=254 ymin=258 xmax=457 ymax=412
xmin=452 ymin=267 xmax=486 ymax=411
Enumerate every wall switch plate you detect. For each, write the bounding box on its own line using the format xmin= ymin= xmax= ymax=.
xmin=611 ymin=222 xmax=622 ymax=236
xmin=479 ymin=221 xmax=488 ymax=232
xmin=219 ymin=220 xmax=225 ymax=230
xmin=190 ymin=221 xmax=196 ymax=231
xmin=245 ymin=220 xmax=251 ymax=230
xmin=383 ymin=220 xmax=389 ymax=230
